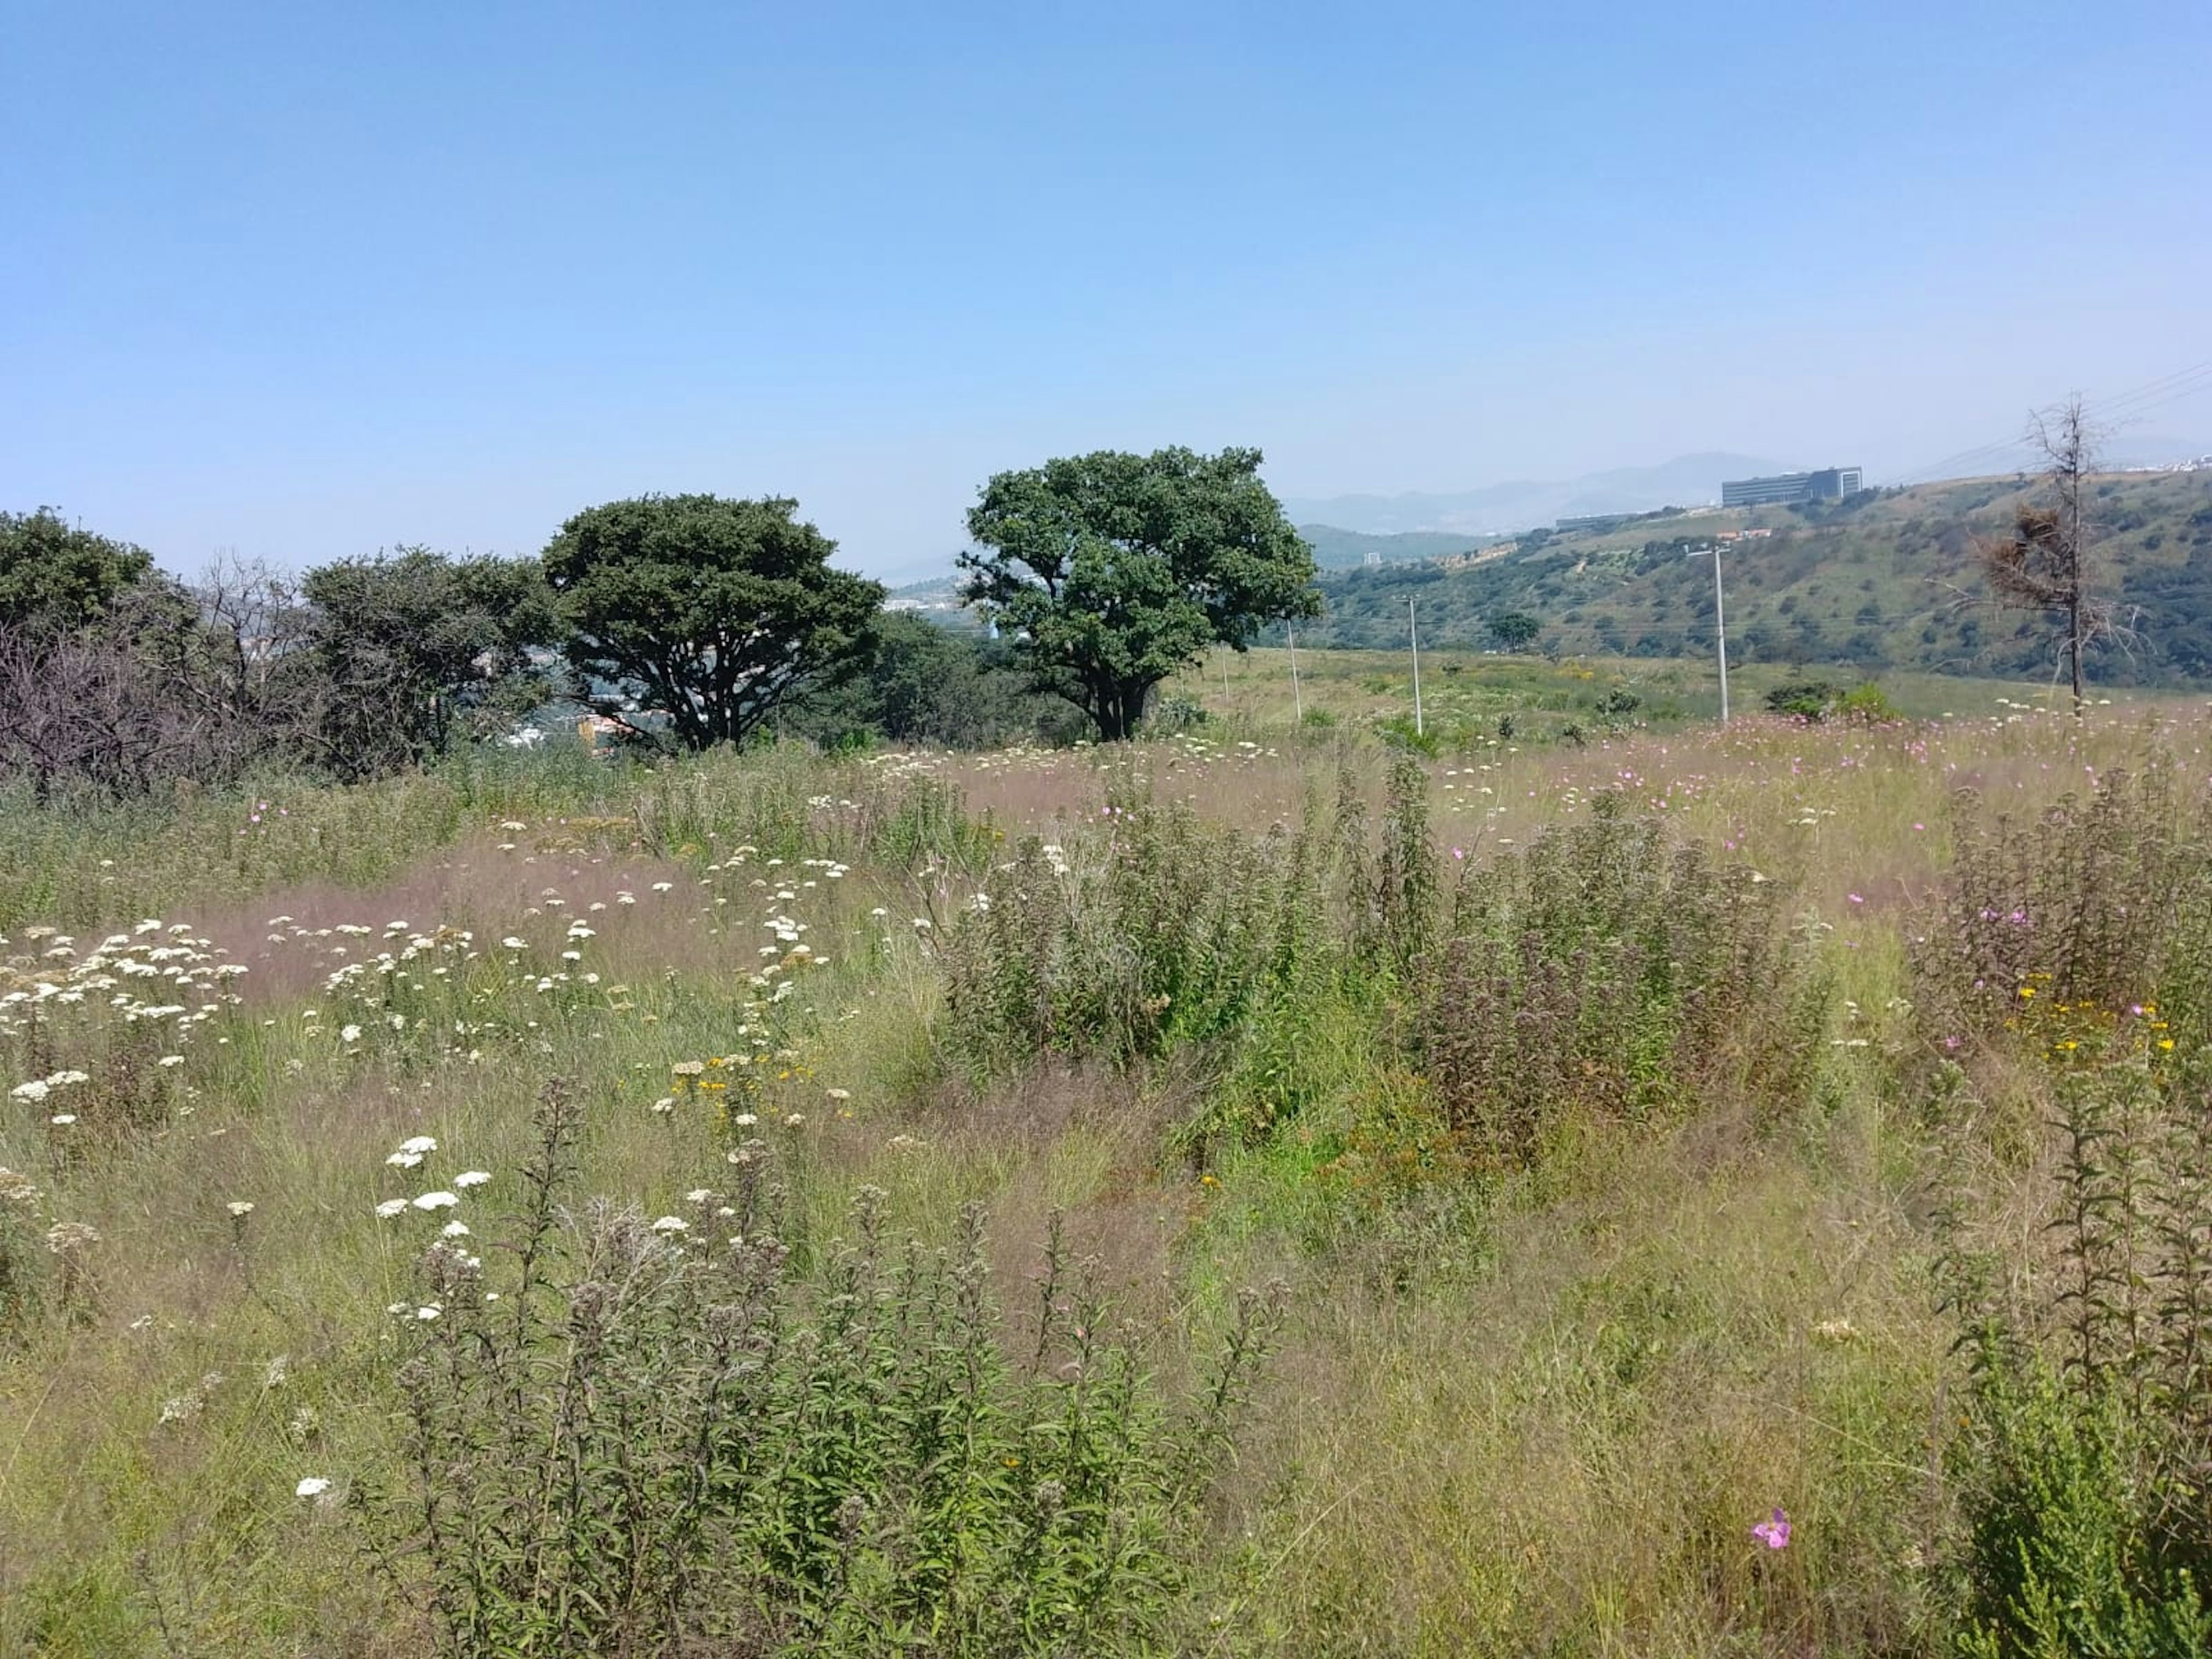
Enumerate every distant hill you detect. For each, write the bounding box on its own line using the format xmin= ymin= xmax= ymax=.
xmin=887 ymin=573 xmax=959 ymax=600
xmin=1298 ymin=525 xmax=1495 ymax=569
xmin=1282 ymin=453 xmax=1790 ymax=537
xmin=1287 ymin=470 xmax=2212 ymax=687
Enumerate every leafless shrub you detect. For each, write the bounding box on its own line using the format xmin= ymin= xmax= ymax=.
xmin=0 ymin=560 xmax=323 ymax=800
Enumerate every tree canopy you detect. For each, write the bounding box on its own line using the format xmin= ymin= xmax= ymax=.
xmin=542 ymin=494 xmax=884 ymax=751
xmin=0 ymin=508 xmax=155 ymax=634
xmin=1488 ymin=611 xmax=1543 ymax=651
xmin=301 ymin=548 xmax=559 ymax=775
xmin=959 ymin=446 xmax=1320 ymax=740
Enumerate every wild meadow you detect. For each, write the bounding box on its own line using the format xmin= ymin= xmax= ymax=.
xmin=6 ymin=660 xmax=2212 ymax=1656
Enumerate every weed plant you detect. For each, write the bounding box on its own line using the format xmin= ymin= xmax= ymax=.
xmin=1945 ymin=1054 xmax=2212 ymax=1655
xmin=1416 ymin=791 xmax=1818 ymax=1165
xmin=360 ymin=1084 xmax=1280 ymax=1658
xmin=940 ymin=788 xmax=1323 ymax=1073
xmin=1915 ymin=760 xmax=2211 ymax=1049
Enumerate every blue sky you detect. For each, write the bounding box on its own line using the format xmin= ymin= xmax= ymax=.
xmin=5 ymin=0 xmax=2208 ymax=579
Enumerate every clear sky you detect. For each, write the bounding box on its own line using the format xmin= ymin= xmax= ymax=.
xmin=6 ymin=0 xmax=2208 ymax=580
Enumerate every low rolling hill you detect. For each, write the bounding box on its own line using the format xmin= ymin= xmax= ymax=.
xmin=1291 ymin=471 xmax=2212 ymax=687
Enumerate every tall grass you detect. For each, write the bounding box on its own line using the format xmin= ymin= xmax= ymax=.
xmin=7 ymin=714 xmax=2212 ymax=1654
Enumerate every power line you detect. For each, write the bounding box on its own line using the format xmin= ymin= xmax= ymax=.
xmin=1893 ymin=360 xmax=2212 ymax=486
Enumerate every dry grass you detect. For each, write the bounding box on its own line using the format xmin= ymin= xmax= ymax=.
xmin=6 ymin=705 xmax=2209 ymax=1654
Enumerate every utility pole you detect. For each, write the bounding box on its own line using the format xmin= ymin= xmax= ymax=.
xmin=1408 ymin=598 xmax=1424 ymax=737
xmin=1691 ymin=544 xmax=1730 ymax=724
xmin=1288 ymin=626 xmax=1303 ymax=724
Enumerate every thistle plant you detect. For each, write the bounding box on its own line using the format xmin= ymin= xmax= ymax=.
xmin=1415 ymin=791 xmax=1808 ymax=1162
xmin=353 ymin=1084 xmax=1281 ymax=1657
xmin=940 ymin=783 xmax=1324 ymax=1074
xmin=1947 ymin=1052 xmax=2212 ymax=1654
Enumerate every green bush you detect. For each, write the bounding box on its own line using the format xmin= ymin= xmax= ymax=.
xmin=1835 ymin=681 xmax=1900 ymax=724
xmin=1953 ymin=1358 xmax=2211 ymax=1659
xmin=1764 ymin=680 xmax=1840 ymax=719
xmin=1912 ymin=762 xmax=2206 ymax=1047
xmin=1371 ymin=713 xmax=1440 ymax=756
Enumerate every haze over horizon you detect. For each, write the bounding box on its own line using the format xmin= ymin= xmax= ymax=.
xmin=6 ymin=1 xmax=2209 ymax=584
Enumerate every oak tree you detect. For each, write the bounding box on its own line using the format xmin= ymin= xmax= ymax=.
xmin=959 ymin=446 xmax=1319 ymax=741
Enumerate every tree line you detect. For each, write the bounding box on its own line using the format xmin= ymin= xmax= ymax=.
xmin=0 ymin=446 xmax=1320 ymax=797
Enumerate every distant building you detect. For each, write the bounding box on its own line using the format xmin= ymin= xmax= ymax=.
xmin=1721 ymin=467 xmax=1864 ymax=507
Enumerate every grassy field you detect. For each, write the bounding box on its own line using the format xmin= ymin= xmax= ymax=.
xmin=6 ymin=688 xmax=2212 ymax=1655
xmin=1163 ymin=640 xmax=2187 ymax=736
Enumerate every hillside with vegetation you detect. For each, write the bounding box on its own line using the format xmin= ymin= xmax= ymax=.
xmin=1297 ymin=470 xmax=2212 ymax=685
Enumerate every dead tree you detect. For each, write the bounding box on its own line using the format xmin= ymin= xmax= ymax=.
xmin=1974 ymin=397 xmax=2112 ymax=714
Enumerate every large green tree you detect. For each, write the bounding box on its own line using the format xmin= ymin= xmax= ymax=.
xmin=959 ymin=446 xmax=1320 ymax=741
xmin=542 ymin=495 xmax=884 ymax=751
xmin=301 ymin=548 xmax=559 ymax=776
xmin=0 ymin=508 xmax=154 ymax=633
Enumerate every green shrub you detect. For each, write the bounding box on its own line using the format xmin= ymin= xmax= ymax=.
xmin=1765 ymin=680 xmax=1840 ymax=719
xmin=1146 ymin=692 xmax=1209 ymax=734
xmin=1835 ymin=681 xmax=1900 ymax=724
xmin=1372 ymin=713 xmax=1440 ymax=756
xmin=1953 ymin=1359 xmax=2212 ymax=1659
